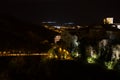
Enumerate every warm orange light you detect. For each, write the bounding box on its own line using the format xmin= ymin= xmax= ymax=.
xmin=104 ymin=17 xmax=113 ymax=24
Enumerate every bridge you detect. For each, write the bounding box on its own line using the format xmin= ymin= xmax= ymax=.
xmin=0 ymin=53 xmax=48 ymax=56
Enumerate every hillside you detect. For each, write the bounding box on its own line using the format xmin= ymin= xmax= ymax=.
xmin=0 ymin=14 xmax=58 ymax=51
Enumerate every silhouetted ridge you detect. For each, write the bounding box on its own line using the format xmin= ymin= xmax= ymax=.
xmin=0 ymin=14 xmax=58 ymax=50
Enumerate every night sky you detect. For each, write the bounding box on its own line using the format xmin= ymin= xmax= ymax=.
xmin=0 ymin=0 xmax=120 ymax=25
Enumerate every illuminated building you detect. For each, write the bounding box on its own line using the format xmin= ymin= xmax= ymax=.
xmin=104 ymin=17 xmax=113 ymax=24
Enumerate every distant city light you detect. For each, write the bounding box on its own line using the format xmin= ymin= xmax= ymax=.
xmin=42 ymin=22 xmax=47 ymax=23
xmin=117 ymin=25 xmax=120 ymax=29
xmin=42 ymin=21 xmax=56 ymax=24
xmin=47 ymin=21 xmax=56 ymax=23
xmin=112 ymin=25 xmax=116 ymax=27
xmin=76 ymin=25 xmax=81 ymax=28
xmin=64 ymin=22 xmax=74 ymax=25
xmin=54 ymin=26 xmax=61 ymax=29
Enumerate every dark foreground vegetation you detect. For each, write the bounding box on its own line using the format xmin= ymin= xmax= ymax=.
xmin=0 ymin=56 xmax=120 ymax=80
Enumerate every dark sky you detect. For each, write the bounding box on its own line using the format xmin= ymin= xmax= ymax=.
xmin=0 ymin=0 xmax=120 ymax=25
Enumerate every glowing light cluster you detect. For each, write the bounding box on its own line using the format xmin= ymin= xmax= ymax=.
xmin=87 ymin=57 xmax=96 ymax=64
xmin=47 ymin=47 xmax=72 ymax=60
xmin=71 ymin=52 xmax=80 ymax=58
xmin=105 ymin=61 xmax=114 ymax=70
xmin=92 ymin=54 xmax=98 ymax=59
xmin=87 ymin=54 xmax=98 ymax=64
